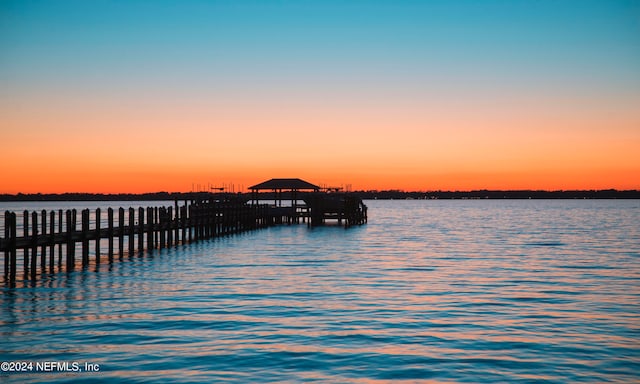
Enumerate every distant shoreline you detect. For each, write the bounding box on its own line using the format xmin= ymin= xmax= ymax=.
xmin=1 ymin=190 xmax=639 ymax=201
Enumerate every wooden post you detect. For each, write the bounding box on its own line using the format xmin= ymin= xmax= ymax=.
xmin=128 ymin=208 xmax=135 ymax=255
xmin=159 ymin=207 xmax=166 ymax=249
xmin=118 ymin=208 xmax=124 ymax=257
xmin=82 ymin=209 xmax=90 ymax=267
xmin=154 ymin=207 xmax=159 ymax=246
xmin=167 ymin=206 xmax=173 ymax=246
xmin=8 ymin=212 xmax=17 ymax=281
xmin=107 ymin=208 xmax=114 ymax=260
xmin=3 ymin=212 xmax=7 ymax=277
xmin=40 ymin=210 xmax=46 ymax=272
xmin=192 ymin=205 xmax=198 ymax=241
xmin=95 ymin=208 xmax=101 ymax=263
xmin=58 ymin=210 xmax=63 ymax=267
xmin=49 ymin=210 xmax=55 ymax=273
xmin=166 ymin=206 xmax=171 ymax=246
xmin=3 ymin=211 xmax=9 ymax=278
xmin=66 ymin=209 xmax=75 ymax=271
xmin=174 ymin=201 xmax=180 ymax=243
xmin=173 ymin=204 xmax=179 ymax=244
xmin=165 ymin=206 xmax=170 ymax=246
xmin=23 ymin=211 xmax=29 ymax=276
xmin=181 ymin=205 xmax=187 ymax=244
xmin=188 ymin=204 xmax=193 ymax=242
xmin=22 ymin=211 xmax=29 ymax=277
xmin=138 ymin=207 xmax=144 ymax=253
xmin=72 ymin=209 xmax=77 ymax=260
xmin=147 ymin=207 xmax=154 ymax=250
xmin=184 ymin=200 xmax=189 ymax=242
xmin=193 ymin=204 xmax=198 ymax=241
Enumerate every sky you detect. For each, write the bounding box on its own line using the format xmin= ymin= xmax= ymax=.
xmin=1 ymin=0 xmax=639 ymax=193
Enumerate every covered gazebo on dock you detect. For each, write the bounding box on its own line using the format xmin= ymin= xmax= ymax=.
xmin=248 ymin=178 xmax=367 ymax=228
xmin=248 ymin=178 xmax=320 ymax=207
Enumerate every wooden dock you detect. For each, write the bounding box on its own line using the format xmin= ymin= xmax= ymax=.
xmin=1 ymin=193 xmax=367 ymax=284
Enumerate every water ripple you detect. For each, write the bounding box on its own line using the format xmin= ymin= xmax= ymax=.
xmin=2 ymin=200 xmax=640 ymax=383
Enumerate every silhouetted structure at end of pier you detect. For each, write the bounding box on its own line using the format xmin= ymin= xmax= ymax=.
xmin=248 ymin=178 xmax=367 ymax=227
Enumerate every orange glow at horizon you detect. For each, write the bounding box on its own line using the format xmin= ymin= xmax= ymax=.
xmin=2 ymin=79 xmax=639 ymax=194
xmin=2 ymin=139 xmax=639 ymax=194
xmin=2 ymin=131 xmax=640 ymax=194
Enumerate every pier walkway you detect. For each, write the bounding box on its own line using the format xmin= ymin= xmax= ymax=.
xmin=1 ymin=191 xmax=367 ymax=285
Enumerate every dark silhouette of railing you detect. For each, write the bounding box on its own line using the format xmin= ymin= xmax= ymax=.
xmin=1 ymin=200 xmax=273 ymax=284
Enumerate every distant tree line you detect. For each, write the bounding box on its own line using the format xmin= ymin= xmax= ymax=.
xmin=0 ymin=192 xmax=212 ymax=202
xmin=1 ymin=189 xmax=639 ymax=201
xmin=351 ymin=189 xmax=640 ymax=200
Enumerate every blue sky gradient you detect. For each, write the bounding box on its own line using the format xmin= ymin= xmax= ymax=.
xmin=1 ymin=0 xmax=639 ymax=192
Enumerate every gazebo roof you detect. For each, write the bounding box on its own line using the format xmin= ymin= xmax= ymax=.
xmin=248 ymin=178 xmax=320 ymax=191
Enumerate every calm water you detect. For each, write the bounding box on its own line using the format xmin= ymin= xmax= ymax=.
xmin=1 ymin=200 xmax=639 ymax=383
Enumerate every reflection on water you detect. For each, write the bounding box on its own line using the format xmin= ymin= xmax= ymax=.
xmin=1 ymin=200 xmax=639 ymax=383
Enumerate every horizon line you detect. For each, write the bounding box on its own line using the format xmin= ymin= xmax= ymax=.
xmin=1 ymin=188 xmax=639 ymax=196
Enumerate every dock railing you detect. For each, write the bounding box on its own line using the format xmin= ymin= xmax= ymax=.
xmin=1 ymin=200 xmax=273 ymax=284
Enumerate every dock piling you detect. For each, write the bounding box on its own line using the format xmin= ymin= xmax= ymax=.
xmin=82 ymin=209 xmax=89 ymax=267
xmin=57 ymin=210 xmax=62 ymax=268
xmin=40 ymin=210 xmax=46 ymax=272
xmin=118 ymin=208 xmax=124 ymax=258
xmin=49 ymin=210 xmax=55 ymax=272
xmin=96 ymin=208 xmax=101 ymax=263
xmin=23 ymin=211 xmax=29 ymax=276
xmin=128 ymin=208 xmax=135 ymax=255
xmin=108 ymin=208 xmax=114 ymax=260
xmin=138 ymin=207 xmax=144 ymax=253
xmin=30 ymin=211 xmax=37 ymax=279
xmin=66 ymin=209 xmax=75 ymax=271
